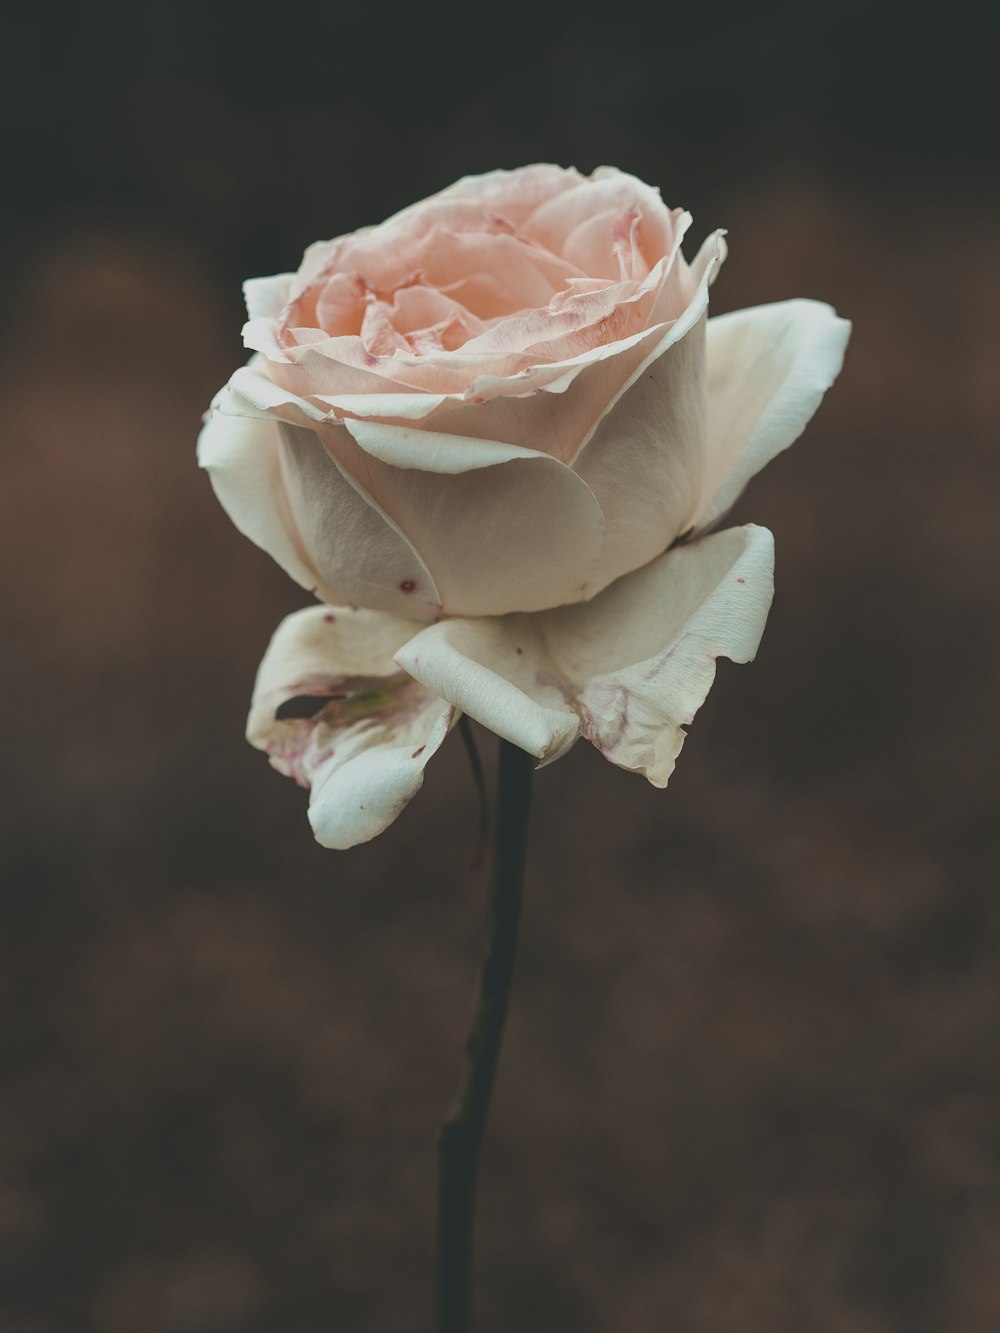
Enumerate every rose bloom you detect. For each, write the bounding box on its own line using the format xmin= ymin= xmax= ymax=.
xmin=199 ymin=164 xmax=849 ymax=848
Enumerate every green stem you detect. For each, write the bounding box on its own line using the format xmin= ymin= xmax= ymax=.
xmin=435 ymin=739 xmax=535 ymax=1333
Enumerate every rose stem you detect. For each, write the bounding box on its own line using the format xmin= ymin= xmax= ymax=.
xmin=458 ymin=716 xmax=491 ymax=872
xmin=435 ymin=738 xmax=534 ymax=1333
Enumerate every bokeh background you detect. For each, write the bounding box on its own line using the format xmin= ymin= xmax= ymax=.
xmin=2 ymin=3 xmax=998 ymax=1330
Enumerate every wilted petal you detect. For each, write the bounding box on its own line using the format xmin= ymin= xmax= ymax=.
xmin=248 ymin=605 xmax=455 ymax=848
xmin=697 ymin=299 xmax=850 ymax=529
xmin=397 ymin=525 xmax=774 ymax=784
xmin=395 ymin=614 xmax=581 ymax=763
xmin=551 ymin=524 xmax=774 ymax=783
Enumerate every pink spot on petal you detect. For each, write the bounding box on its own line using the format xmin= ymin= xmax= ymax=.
xmin=399 ymin=579 xmax=417 ymax=594
xmin=363 ymin=352 xmax=377 ymax=367
xmin=411 ymin=745 xmax=425 ymax=759
xmin=736 ymin=577 xmax=746 ymax=584
xmin=324 ymin=612 xmax=337 ymax=622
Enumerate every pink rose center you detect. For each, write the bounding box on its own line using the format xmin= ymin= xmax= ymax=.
xmin=277 ymin=195 xmax=667 ymax=365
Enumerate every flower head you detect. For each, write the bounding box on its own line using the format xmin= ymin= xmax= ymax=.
xmin=199 ymin=165 xmax=849 ymax=846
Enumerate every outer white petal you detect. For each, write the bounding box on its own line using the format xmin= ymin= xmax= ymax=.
xmin=243 ymin=274 xmax=294 ymax=322
xmin=395 ymin=616 xmax=581 ymax=763
xmin=323 ymin=423 xmax=606 ymax=617
xmin=397 ymin=525 xmax=774 ymax=785
xmin=342 ymin=420 xmax=546 ymax=472
xmin=228 ymin=363 xmax=330 ymax=426
xmin=697 ymin=299 xmax=851 ymax=529
xmin=248 ymin=605 xmax=455 ymax=849
xmin=197 ymin=388 xmax=318 ymax=594
xmin=277 ymin=423 xmax=443 ymax=619
xmin=570 ymin=230 xmax=727 ymax=592
xmin=556 ymin=524 xmax=774 ymax=783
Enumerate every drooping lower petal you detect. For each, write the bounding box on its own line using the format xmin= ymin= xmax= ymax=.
xmin=697 ymin=299 xmax=851 ymax=529
xmin=396 ymin=525 xmax=775 ymax=785
xmin=247 ymin=605 xmax=455 ymax=848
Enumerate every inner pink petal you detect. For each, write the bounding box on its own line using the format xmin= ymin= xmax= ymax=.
xmin=459 ymin=272 xmax=659 ymax=363
xmin=360 ymin=299 xmax=410 ymax=356
xmin=389 ymin=284 xmax=486 ymax=340
xmin=420 ymin=230 xmax=585 ymax=313
xmin=315 ymin=272 xmax=367 ymax=337
xmin=332 ymin=202 xmax=528 ymax=292
xmin=430 ymin=165 xmax=587 ymax=228
xmin=261 ymin=167 xmax=689 ymax=400
xmin=524 ymin=176 xmax=672 ymax=273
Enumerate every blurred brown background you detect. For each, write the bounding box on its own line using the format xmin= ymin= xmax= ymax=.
xmin=2 ymin=3 xmax=998 ymax=1330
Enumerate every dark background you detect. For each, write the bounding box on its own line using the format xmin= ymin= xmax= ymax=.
xmin=2 ymin=3 xmax=999 ymax=1330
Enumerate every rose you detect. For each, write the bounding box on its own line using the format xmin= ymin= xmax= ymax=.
xmin=199 ymin=164 xmax=849 ymax=847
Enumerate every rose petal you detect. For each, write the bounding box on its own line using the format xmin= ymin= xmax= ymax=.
xmin=409 ymin=325 xmax=669 ymax=462
xmin=243 ymin=273 xmax=294 ymax=322
xmin=649 ymin=224 xmax=724 ymax=326
xmin=248 ymin=605 xmax=455 ymax=848
xmin=525 ymin=168 xmax=674 ymax=276
xmin=388 ymin=284 xmax=487 ymax=342
xmin=395 ymin=615 xmax=581 ymax=763
xmin=419 ymin=228 xmax=585 ymax=311
xmin=423 ymin=164 xmax=586 ymax=229
xmin=320 ymin=421 xmax=606 ymax=616
xmin=228 ymin=362 xmax=330 ymax=427
xmin=396 ymin=525 xmax=774 ymax=784
xmin=342 ymin=420 xmax=552 ymax=472
xmin=401 ymin=219 xmax=695 ymax=462
xmin=313 ymin=205 xmax=585 ymax=317
xmin=569 ymin=230 xmax=728 ymax=592
xmin=197 ymin=390 xmax=318 ymax=594
xmin=277 ymin=422 xmax=443 ymax=619
xmin=552 ymin=524 xmax=775 ymax=783
xmin=697 ymin=299 xmax=851 ymax=529
xmin=455 ymin=269 xmax=653 ymax=363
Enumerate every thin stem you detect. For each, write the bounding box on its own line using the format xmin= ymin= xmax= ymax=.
xmin=435 ymin=739 xmax=534 ymax=1333
xmin=458 ymin=716 xmax=491 ymax=872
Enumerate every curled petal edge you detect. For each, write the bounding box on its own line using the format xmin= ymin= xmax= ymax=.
xmin=698 ymin=299 xmax=851 ymax=530
xmin=395 ymin=524 xmax=775 ymax=785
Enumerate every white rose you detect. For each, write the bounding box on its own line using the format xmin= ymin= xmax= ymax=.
xmin=199 ymin=165 xmax=849 ymax=847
